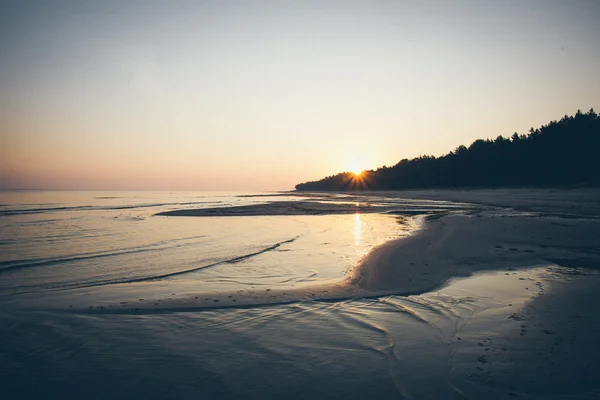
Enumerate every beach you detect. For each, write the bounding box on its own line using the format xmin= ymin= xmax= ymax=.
xmin=4 ymin=1 xmax=599 ymax=397
xmin=1 ymin=189 xmax=600 ymax=399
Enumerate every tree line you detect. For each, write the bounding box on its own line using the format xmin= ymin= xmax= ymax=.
xmin=295 ymin=109 xmax=600 ymax=191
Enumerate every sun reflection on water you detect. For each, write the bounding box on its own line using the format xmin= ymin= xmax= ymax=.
xmin=354 ymin=213 xmax=362 ymax=246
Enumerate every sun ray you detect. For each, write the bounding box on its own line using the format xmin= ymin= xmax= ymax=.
xmin=344 ymin=170 xmax=371 ymax=191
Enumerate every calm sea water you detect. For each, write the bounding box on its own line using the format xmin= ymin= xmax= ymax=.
xmin=0 ymin=190 xmax=487 ymax=399
xmin=2 ymin=190 xmax=598 ymax=399
xmin=0 ymin=191 xmax=421 ymax=306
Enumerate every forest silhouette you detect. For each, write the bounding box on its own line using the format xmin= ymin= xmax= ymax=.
xmin=295 ymin=109 xmax=599 ymax=191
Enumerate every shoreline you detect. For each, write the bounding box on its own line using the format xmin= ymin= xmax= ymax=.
xmin=82 ymin=205 xmax=600 ymax=314
xmin=29 ymin=187 xmax=595 ymax=314
xmin=98 ymin=188 xmax=600 ymax=312
xmin=151 ymin=187 xmax=600 ymax=307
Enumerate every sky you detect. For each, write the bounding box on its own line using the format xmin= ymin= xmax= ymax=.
xmin=1 ymin=0 xmax=599 ymax=191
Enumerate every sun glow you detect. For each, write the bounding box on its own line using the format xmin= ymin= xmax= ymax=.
xmin=353 ymin=213 xmax=362 ymax=246
xmin=342 ymin=155 xmax=373 ymax=190
xmin=347 ymin=158 xmax=369 ymax=177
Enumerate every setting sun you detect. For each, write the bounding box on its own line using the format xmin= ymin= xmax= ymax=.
xmin=346 ymin=157 xmax=370 ymax=177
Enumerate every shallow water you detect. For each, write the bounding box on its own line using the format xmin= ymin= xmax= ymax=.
xmin=0 ymin=191 xmax=455 ymax=398
xmin=4 ymin=190 xmax=598 ymax=399
xmin=0 ymin=191 xmax=440 ymax=307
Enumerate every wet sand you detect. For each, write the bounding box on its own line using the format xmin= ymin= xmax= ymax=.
xmin=351 ymin=210 xmax=600 ymax=292
xmin=155 ymin=198 xmax=479 ymax=217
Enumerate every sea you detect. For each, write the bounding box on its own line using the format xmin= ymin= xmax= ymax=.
xmin=0 ymin=190 xmax=510 ymax=399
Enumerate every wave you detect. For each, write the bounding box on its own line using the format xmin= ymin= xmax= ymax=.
xmin=85 ymin=236 xmax=301 ymax=285
xmin=0 ymin=201 xmax=223 ymax=216
xmin=1 ymin=236 xmax=301 ymax=294
xmin=0 ymin=205 xmax=94 ymax=215
xmin=0 ymin=234 xmax=208 ymax=273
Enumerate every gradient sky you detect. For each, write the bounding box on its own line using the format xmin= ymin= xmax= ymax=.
xmin=1 ymin=0 xmax=599 ymax=190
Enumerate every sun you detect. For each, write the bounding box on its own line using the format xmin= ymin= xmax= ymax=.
xmin=347 ymin=159 xmax=367 ymax=176
xmin=343 ymin=155 xmax=373 ymax=189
